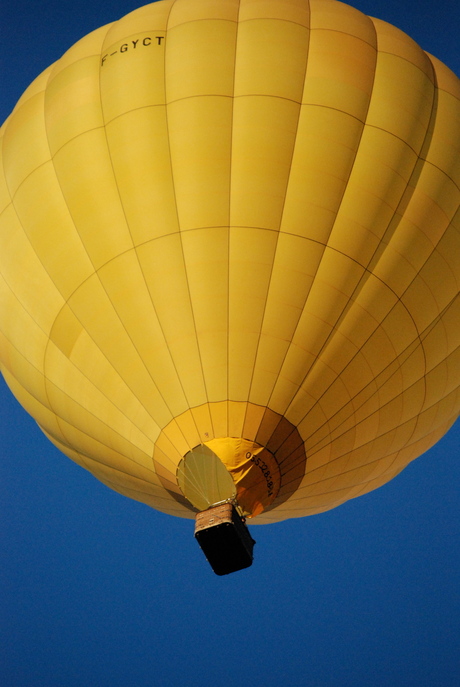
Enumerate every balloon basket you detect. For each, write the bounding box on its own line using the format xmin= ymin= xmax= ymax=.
xmin=194 ymin=503 xmax=256 ymax=576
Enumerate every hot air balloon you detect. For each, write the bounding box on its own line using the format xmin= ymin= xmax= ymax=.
xmin=1 ymin=0 xmax=459 ymax=574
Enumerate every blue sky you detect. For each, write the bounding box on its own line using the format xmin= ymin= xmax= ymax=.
xmin=1 ymin=2 xmax=459 ymax=686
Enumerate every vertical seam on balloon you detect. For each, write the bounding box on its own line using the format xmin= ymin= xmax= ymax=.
xmin=230 ymin=17 xmax=378 ymax=490
xmin=343 ymin=63 xmax=441 ymax=340
xmin=100 ymin=4 xmax=213 ymax=458
xmin=85 ymin=2 xmax=197 ymax=500
xmin=163 ymin=1 xmax=215 ymax=442
xmin=236 ymin=6 xmax=313 ymax=493
xmin=129 ymin=0 xmax=211 ymax=454
xmin=239 ymin=10 xmax=312 ymax=420
xmin=274 ymin=26 xmax=385 ymax=431
xmin=229 ymin=0 xmax=243 ymax=438
xmin=228 ymin=9 xmax=314 ymax=440
xmin=258 ymin=30 xmax=379 ymax=430
xmin=306 ymin=44 xmax=441 ymax=421
xmin=273 ymin=22 xmax=379 ymax=437
xmin=97 ymin=9 xmax=197 ymax=427
xmin=148 ymin=9 xmax=222 ymax=446
xmin=286 ymin=46 xmax=442 ymax=453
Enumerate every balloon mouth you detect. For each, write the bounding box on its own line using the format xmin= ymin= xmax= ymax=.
xmin=177 ymin=438 xmax=281 ymax=517
xmin=152 ymin=401 xmax=308 ymax=519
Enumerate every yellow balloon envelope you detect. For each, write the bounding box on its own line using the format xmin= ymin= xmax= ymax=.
xmin=0 ymin=0 xmax=459 ymax=524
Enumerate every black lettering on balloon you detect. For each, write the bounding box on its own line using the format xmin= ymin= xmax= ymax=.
xmin=246 ymin=451 xmax=275 ymax=497
xmin=100 ymin=34 xmax=165 ymax=66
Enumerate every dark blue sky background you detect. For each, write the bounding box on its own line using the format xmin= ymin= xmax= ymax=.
xmin=1 ymin=2 xmax=459 ymax=686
